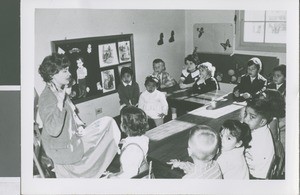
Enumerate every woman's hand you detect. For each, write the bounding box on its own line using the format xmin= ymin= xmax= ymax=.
xmin=242 ymin=92 xmax=252 ymax=99
xmin=158 ymin=113 xmax=166 ymax=118
xmin=233 ymin=89 xmax=240 ymax=97
xmin=49 ymin=82 xmax=67 ymax=110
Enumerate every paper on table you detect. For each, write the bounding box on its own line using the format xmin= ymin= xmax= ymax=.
xmin=145 ymin=120 xmax=195 ymax=141
xmin=188 ymin=103 xmax=244 ymax=119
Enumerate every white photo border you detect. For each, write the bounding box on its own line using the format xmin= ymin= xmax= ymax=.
xmin=21 ymin=0 xmax=299 ymax=194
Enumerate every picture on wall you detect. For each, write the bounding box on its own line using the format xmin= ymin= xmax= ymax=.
xmin=117 ymin=63 xmax=132 ymax=78
xmin=98 ymin=43 xmax=119 ymax=67
xmin=118 ymin=41 xmax=131 ymax=63
xmin=101 ymin=69 xmax=116 ymax=93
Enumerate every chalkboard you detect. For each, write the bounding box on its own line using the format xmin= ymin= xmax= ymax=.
xmin=51 ymin=34 xmax=135 ymax=103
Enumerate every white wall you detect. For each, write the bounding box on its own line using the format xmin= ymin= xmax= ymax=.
xmin=184 ymin=10 xmax=286 ymax=64
xmin=35 ymin=9 xmax=185 ymax=124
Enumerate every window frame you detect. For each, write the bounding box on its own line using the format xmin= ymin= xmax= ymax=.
xmin=235 ymin=10 xmax=286 ymax=53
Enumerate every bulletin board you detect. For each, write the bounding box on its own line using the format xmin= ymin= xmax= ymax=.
xmin=51 ymin=34 xmax=135 ymax=103
xmin=193 ymin=23 xmax=234 ymax=54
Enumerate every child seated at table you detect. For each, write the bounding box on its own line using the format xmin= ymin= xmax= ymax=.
xmin=217 ymin=120 xmax=252 ymax=179
xmin=138 ymin=75 xmax=168 ymax=127
xmin=243 ymin=99 xmax=275 ymax=179
xmin=233 ymin=57 xmax=267 ymax=102
xmin=267 ymin=64 xmax=286 ymax=98
xmin=167 ymin=125 xmax=222 ymax=179
xmin=117 ymin=67 xmax=140 ymax=109
xmin=192 ymin=62 xmax=219 ymax=94
xmin=152 ymin=58 xmax=177 ymax=90
xmin=178 ymin=54 xmax=200 ymax=89
xmin=107 ymin=106 xmax=149 ymax=178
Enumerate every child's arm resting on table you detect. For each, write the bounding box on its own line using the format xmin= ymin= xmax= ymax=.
xmin=167 ymin=159 xmax=195 ymax=174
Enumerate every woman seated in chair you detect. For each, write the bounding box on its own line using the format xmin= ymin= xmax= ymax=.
xmin=38 ymin=53 xmax=121 ymax=178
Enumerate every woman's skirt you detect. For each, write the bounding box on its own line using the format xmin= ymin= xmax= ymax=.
xmin=54 ymin=116 xmax=121 ymax=178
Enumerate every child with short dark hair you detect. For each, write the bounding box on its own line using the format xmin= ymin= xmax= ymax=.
xmin=178 ymin=54 xmax=200 ymax=89
xmin=138 ymin=75 xmax=168 ymax=127
xmin=217 ymin=120 xmax=252 ymax=179
xmin=117 ymin=67 xmax=140 ymax=109
xmin=243 ymin=99 xmax=275 ymax=179
xmin=152 ymin=58 xmax=177 ymax=90
xmin=267 ymin=64 xmax=286 ymax=98
xmin=107 ymin=106 xmax=149 ymax=178
xmin=192 ymin=62 xmax=219 ymax=94
xmin=233 ymin=57 xmax=267 ymax=101
xmin=167 ymin=125 xmax=222 ymax=179
xmin=76 ymin=57 xmax=88 ymax=98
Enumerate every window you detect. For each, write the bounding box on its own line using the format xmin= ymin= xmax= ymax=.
xmin=236 ymin=10 xmax=286 ymax=52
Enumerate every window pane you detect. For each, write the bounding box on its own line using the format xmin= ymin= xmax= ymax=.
xmin=244 ymin=11 xmax=265 ymax=21
xmin=265 ymin=22 xmax=286 ymax=43
xmin=266 ymin=11 xmax=286 ymax=21
xmin=244 ymin=22 xmax=264 ymax=42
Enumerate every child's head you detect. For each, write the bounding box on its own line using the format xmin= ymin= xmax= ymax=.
xmin=184 ymin=55 xmax=198 ymax=72
xmin=273 ymin=64 xmax=286 ymax=85
xmin=247 ymin=57 xmax=262 ymax=78
xmin=220 ymin=120 xmax=252 ymax=152
xmin=120 ymin=106 xmax=149 ymax=136
xmin=198 ymin=62 xmax=216 ymax=79
xmin=153 ymin=59 xmax=166 ymax=74
xmin=188 ymin=125 xmax=219 ymax=162
xmin=120 ymin=67 xmax=133 ymax=84
xmin=144 ymin=75 xmax=159 ymax=93
xmin=244 ymin=99 xmax=272 ymax=130
xmin=76 ymin=57 xmax=84 ymax=68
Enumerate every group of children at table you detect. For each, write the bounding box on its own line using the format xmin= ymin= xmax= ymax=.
xmin=112 ymin=54 xmax=286 ymax=179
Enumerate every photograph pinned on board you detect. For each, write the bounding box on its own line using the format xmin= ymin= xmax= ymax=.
xmin=101 ymin=69 xmax=116 ymax=93
xmin=118 ymin=41 xmax=131 ymax=63
xmin=98 ymin=43 xmax=119 ymax=67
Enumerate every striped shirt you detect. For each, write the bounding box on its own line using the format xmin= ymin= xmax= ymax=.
xmin=183 ymin=160 xmax=222 ymax=179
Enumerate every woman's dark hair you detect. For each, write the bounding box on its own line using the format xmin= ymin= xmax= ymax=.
xmin=184 ymin=54 xmax=199 ymax=65
xmin=259 ymin=89 xmax=285 ymax=118
xmin=120 ymin=106 xmax=149 ymax=136
xmin=39 ymin=53 xmax=70 ymax=82
xmin=144 ymin=75 xmax=159 ymax=87
xmin=246 ymin=99 xmax=273 ymax=124
xmin=120 ymin=67 xmax=133 ymax=78
xmin=221 ymin=120 xmax=252 ymax=149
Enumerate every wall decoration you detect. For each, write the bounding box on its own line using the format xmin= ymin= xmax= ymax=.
xmin=98 ymin=43 xmax=119 ymax=67
xmin=118 ymin=41 xmax=131 ymax=63
xmin=193 ymin=23 xmax=233 ymax=54
xmin=169 ymin=30 xmax=175 ymax=42
xmin=197 ymin=27 xmax=204 ymax=38
xmin=157 ymin=33 xmax=164 ymax=45
xmin=101 ymin=69 xmax=115 ymax=93
xmin=220 ymin=39 xmax=232 ymax=51
xmin=51 ymin=34 xmax=135 ymax=103
xmin=87 ymin=44 xmax=92 ymax=53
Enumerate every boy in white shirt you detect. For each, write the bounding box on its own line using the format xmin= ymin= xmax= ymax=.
xmin=243 ymin=99 xmax=275 ymax=179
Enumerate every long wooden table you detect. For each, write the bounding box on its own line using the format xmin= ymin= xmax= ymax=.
xmin=146 ymin=90 xmax=245 ymax=178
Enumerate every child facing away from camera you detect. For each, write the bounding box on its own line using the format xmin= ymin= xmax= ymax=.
xmin=233 ymin=57 xmax=267 ymax=102
xmin=117 ymin=67 xmax=140 ymax=109
xmin=167 ymin=125 xmax=222 ymax=179
xmin=138 ymin=75 xmax=168 ymax=127
xmin=267 ymin=64 xmax=286 ymax=98
xmin=107 ymin=106 xmax=150 ymax=178
xmin=216 ymin=120 xmax=252 ymax=179
xmin=178 ymin=54 xmax=200 ymax=89
xmin=243 ymin=99 xmax=275 ymax=179
xmin=192 ymin=62 xmax=219 ymax=94
xmin=152 ymin=58 xmax=177 ymax=90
